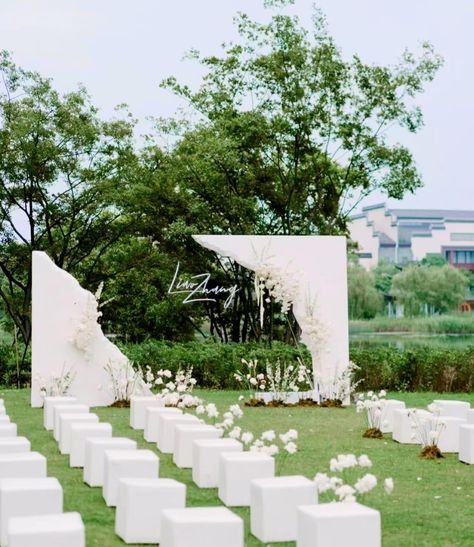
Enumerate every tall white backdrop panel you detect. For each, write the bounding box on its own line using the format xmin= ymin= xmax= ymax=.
xmin=31 ymin=251 xmax=129 ymax=407
xmin=193 ymin=235 xmax=349 ymax=401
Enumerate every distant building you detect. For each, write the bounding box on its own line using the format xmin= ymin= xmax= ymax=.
xmin=349 ymin=203 xmax=474 ymax=270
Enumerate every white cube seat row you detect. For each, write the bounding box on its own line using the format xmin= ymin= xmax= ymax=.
xmin=144 ymin=407 xmax=181 ymax=443
xmin=130 ymin=396 xmax=164 ymax=430
xmin=0 ymin=398 xmax=86 ymax=546
xmin=380 ymin=400 xmax=405 ymax=433
xmin=433 ymin=399 xmax=470 ymax=420
xmin=0 ymin=477 xmax=63 ymax=546
xmin=103 ymin=449 xmax=159 ymax=507
xmin=0 ymin=424 xmax=17 ymax=438
xmin=43 ymin=396 xmax=77 ymax=430
xmin=69 ymin=423 xmax=112 ymax=467
xmin=8 ymin=512 xmax=85 ymax=547
xmin=297 ymin=502 xmax=381 ymax=546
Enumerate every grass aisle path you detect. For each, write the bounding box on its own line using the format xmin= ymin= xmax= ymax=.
xmin=3 ymin=389 xmax=474 ymax=546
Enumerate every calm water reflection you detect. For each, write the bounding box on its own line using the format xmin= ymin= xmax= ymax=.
xmin=349 ymin=333 xmax=474 ymax=350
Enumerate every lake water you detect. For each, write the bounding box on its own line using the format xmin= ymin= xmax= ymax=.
xmin=349 ymin=332 xmax=474 ymax=350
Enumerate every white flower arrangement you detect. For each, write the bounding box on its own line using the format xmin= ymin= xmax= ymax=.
xmin=142 ymin=365 xmax=201 ymax=408
xmin=104 ymin=359 xmax=144 ymax=404
xmin=356 ymin=390 xmax=388 ymax=436
xmin=36 ymin=364 xmax=76 ymax=399
xmin=253 ymin=245 xmax=301 ymax=327
xmin=313 ymin=360 xmax=361 ymax=406
xmin=72 ymin=292 xmax=103 ymax=359
xmin=314 ymin=453 xmax=394 ymax=503
xmin=234 ymin=358 xmax=267 ymax=397
xmin=265 ymin=359 xmax=308 ymax=401
xmin=408 ymin=404 xmax=446 ymax=459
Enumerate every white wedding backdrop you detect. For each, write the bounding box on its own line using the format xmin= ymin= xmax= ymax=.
xmin=31 ymin=251 xmax=131 ymax=407
xmin=193 ymin=235 xmax=349 ymax=402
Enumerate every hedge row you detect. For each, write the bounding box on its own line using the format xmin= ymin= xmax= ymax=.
xmin=123 ymin=340 xmax=309 ymax=390
xmin=2 ymin=340 xmax=474 ymax=393
xmin=124 ymin=341 xmax=474 ymax=393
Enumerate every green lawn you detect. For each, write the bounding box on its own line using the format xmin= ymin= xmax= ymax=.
xmin=2 ymin=389 xmax=474 ymax=547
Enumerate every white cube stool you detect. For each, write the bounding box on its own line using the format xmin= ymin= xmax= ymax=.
xmin=0 ymin=438 xmax=30 ymax=455
xmin=251 ymin=475 xmax=317 ymax=542
xmin=69 ymin=422 xmax=113 ymax=467
xmin=0 ymin=424 xmax=17 ymax=438
xmin=381 ymin=400 xmax=406 ymax=433
xmin=7 ymin=512 xmax=85 ymax=547
xmin=467 ymin=409 xmax=474 ymax=425
xmin=115 ymin=478 xmax=186 ymax=543
xmin=0 ymin=417 xmax=10 ymax=424
xmin=43 ymin=396 xmax=77 ymax=430
xmin=173 ymin=424 xmax=222 ymax=468
xmin=218 ymin=452 xmax=275 ymax=507
xmin=53 ymin=405 xmax=89 ymax=441
xmin=0 ymin=478 xmax=63 ymax=546
xmin=103 ymin=449 xmax=159 ymax=507
xmin=157 ymin=414 xmax=200 ymax=454
xmin=392 ymin=409 xmax=431 ymax=444
xmin=0 ymin=452 xmax=47 ymax=479
xmin=144 ymin=407 xmax=182 ymax=443
xmin=459 ymin=424 xmax=474 ymax=464
xmin=59 ymin=413 xmax=99 ymax=455
xmin=84 ymin=437 xmax=137 ymax=487
xmin=436 ymin=416 xmax=465 ymax=453
xmin=433 ymin=400 xmax=470 ymax=420
xmin=130 ymin=396 xmax=164 ymax=429
xmin=297 ymin=502 xmax=381 ymax=547
xmin=160 ymin=507 xmax=244 ymax=547
xmin=193 ymin=439 xmax=243 ymax=488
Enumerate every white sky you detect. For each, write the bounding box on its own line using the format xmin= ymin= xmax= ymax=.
xmin=1 ymin=0 xmax=473 ymax=212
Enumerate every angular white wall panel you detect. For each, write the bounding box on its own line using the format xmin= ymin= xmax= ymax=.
xmin=193 ymin=235 xmax=349 ymax=401
xmin=31 ymin=251 xmax=130 ymax=407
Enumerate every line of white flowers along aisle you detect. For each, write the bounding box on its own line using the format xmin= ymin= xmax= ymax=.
xmin=356 ymin=390 xmax=388 ymax=438
xmin=314 ymin=454 xmax=394 ymax=502
xmin=408 ymin=403 xmax=446 ymax=459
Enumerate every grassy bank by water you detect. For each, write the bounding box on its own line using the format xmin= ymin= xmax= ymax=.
xmin=3 ymin=389 xmax=474 ymax=546
xmin=350 ymin=314 xmax=474 ymax=334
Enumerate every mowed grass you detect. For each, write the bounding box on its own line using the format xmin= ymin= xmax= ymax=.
xmin=2 ymin=389 xmax=474 ymax=547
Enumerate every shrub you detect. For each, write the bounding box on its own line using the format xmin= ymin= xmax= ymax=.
xmin=122 ymin=340 xmax=310 ymax=390
xmin=3 ymin=339 xmax=474 ymax=394
xmin=350 ymin=345 xmax=474 ymax=392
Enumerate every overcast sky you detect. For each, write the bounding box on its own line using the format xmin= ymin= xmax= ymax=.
xmin=1 ymin=0 xmax=472 ymax=212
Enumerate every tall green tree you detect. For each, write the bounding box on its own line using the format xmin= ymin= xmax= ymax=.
xmin=390 ymin=264 xmax=468 ymax=316
xmin=347 ymin=263 xmax=383 ymax=319
xmin=0 ymin=51 xmax=137 ymax=362
xmin=161 ymin=2 xmax=443 ymax=235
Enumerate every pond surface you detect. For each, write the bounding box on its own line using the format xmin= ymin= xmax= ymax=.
xmin=349 ymin=332 xmax=474 ymax=350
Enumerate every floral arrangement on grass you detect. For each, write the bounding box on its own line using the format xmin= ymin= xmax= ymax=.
xmin=143 ymin=365 xmax=201 ymax=408
xmin=234 ymin=357 xmax=312 ymax=406
xmin=234 ymin=358 xmax=267 ymax=398
xmin=356 ymin=390 xmax=387 ymax=438
xmin=313 ymin=360 xmax=361 ymax=407
xmin=36 ymin=364 xmax=77 ymax=399
xmin=265 ymin=359 xmax=311 ymax=402
xmin=104 ymin=360 xmax=144 ymax=407
xmin=314 ymin=453 xmax=394 ymax=503
xmin=408 ymin=403 xmax=446 ymax=459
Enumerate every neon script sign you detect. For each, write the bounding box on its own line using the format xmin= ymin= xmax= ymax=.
xmin=168 ymin=262 xmax=239 ymax=308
